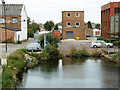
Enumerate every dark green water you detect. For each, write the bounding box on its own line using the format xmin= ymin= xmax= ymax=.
xmin=18 ymin=57 xmax=119 ymax=88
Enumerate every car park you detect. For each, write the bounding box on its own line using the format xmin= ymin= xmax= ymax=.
xmin=91 ymin=40 xmax=113 ymax=48
xmin=27 ymin=43 xmax=41 ymax=51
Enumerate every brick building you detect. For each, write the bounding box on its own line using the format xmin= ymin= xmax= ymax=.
xmin=62 ymin=11 xmax=85 ymax=40
xmin=101 ymin=2 xmax=120 ymax=39
xmin=0 ymin=4 xmax=27 ymax=42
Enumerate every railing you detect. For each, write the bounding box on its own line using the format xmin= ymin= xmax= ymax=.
xmin=101 ymin=43 xmax=119 ymax=55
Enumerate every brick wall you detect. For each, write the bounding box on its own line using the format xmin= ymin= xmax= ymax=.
xmin=0 ymin=16 xmax=21 ymax=41
xmin=62 ymin=11 xmax=85 ymax=40
xmin=101 ymin=2 xmax=120 ymax=39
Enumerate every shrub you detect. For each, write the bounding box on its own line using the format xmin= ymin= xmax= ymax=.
xmin=28 ymin=29 xmax=34 ymax=38
xmin=70 ymin=48 xmax=90 ymax=58
xmin=41 ymin=45 xmax=60 ymax=61
xmin=40 ymin=33 xmax=60 ymax=48
xmin=2 ymin=38 xmax=15 ymax=43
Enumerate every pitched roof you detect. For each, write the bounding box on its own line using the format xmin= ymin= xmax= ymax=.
xmin=0 ymin=4 xmax=23 ymax=16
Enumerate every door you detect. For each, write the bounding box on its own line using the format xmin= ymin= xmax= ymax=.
xmin=66 ymin=31 xmax=73 ymax=39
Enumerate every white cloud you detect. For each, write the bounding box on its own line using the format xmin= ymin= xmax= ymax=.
xmin=1 ymin=0 xmax=120 ymax=24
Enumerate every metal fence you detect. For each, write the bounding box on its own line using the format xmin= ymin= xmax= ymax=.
xmin=101 ymin=43 xmax=119 ymax=55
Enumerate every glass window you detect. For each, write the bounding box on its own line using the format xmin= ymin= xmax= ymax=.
xmin=11 ymin=18 xmax=18 ymax=24
xmin=67 ymin=13 xmax=71 ymax=17
xmin=0 ymin=18 xmax=5 ymax=23
xmin=67 ymin=22 xmax=71 ymax=26
xmin=75 ymin=22 xmax=80 ymax=27
xmin=76 ymin=13 xmax=80 ymax=17
xmin=115 ymin=8 xmax=120 ymax=13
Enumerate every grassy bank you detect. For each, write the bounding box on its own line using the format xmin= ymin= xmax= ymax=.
xmin=2 ymin=45 xmax=61 ymax=88
xmin=2 ymin=49 xmax=40 ymax=88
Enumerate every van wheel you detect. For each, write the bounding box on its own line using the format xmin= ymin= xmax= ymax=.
xmin=93 ymin=45 xmax=97 ymax=48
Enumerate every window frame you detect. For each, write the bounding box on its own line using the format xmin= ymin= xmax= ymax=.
xmin=75 ymin=13 xmax=80 ymax=17
xmin=66 ymin=22 xmax=71 ymax=27
xmin=0 ymin=18 xmax=5 ymax=23
xmin=11 ymin=17 xmax=18 ymax=24
xmin=75 ymin=22 xmax=80 ymax=27
xmin=67 ymin=13 xmax=71 ymax=17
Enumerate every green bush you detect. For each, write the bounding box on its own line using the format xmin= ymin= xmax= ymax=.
xmin=28 ymin=29 xmax=34 ymax=38
xmin=2 ymin=38 xmax=15 ymax=43
xmin=71 ymin=48 xmax=90 ymax=58
xmin=2 ymin=49 xmax=28 ymax=88
xmin=40 ymin=33 xmax=60 ymax=48
xmin=41 ymin=45 xmax=60 ymax=61
xmin=112 ymin=53 xmax=120 ymax=61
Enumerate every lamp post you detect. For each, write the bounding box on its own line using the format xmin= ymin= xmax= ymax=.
xmin=1 ymin=0 xmax=7 ymax=64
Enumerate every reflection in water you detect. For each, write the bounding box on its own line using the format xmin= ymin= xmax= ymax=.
xmin=18 ymin=57 xmax=118 ymax=88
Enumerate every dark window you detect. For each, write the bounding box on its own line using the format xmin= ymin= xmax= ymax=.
xmin=67 ymin=22 xmax=71 ymax=26
xmin=115 ymin=8 xmax=120 ymax=13
xmin=67 ymin=13 xmax=71 ymax=17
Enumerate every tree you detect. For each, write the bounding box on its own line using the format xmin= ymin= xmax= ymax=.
xmin=31 ymin=20 xmax=40 ymax=33
xmin=87 ymin=21 xmax=92 ymax=29
xmin=95 ymin=24 xmax=101 ymax=30
xmin=54 ymin=24 xmax=58 ymax=30
xmin=44 ymin=21 xmax=54 ymax=31
xmin=27 ymin=17 xmax=31 ymax=29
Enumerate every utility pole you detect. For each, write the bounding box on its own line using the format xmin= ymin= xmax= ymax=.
xmin=1 ymin=0 xmax=7 ymax=64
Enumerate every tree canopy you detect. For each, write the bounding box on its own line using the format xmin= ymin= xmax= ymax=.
xmin=44 ymin=21 xmax=54 ymax=31
xmin=95 ymin=24 xmax=101 ymax=30
xmin=87 ymin=21 xmax=92 ymax=29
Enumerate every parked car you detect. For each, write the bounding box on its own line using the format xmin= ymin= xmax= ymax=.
xmin=32 ymin=39 xmax=40 ymax=43
xmin=27 ymin=43 xmax=41 ymax=51
xmin=91 ymin=40 xmax=113 ymax=48
xmin=86 ymin=34 xmax=91 ymax=37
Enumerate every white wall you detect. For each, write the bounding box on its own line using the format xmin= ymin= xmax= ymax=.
xmin=16 ymin=5 xmax=27 ymax=41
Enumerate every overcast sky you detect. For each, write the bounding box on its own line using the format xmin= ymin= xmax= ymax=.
xmin=1 ymin=0 xmax=119 ymax=24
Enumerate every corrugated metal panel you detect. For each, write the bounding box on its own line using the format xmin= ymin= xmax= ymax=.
xmin=66 ymin=31 xmax=73 ymax=39
xmin=0 ymin=4 xmax=23 ymax=16
xmin=115 ymin=15 xmax=119 ymax=33
xmin=110 ymin=16 xmax=114 ymax=33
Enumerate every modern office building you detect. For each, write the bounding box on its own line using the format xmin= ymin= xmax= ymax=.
xmin=101 ymin=2 xmax=120 ymax=39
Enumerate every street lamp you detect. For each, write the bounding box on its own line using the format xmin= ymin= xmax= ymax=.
xmin=1 ymin=0 xmax=7 ymax=64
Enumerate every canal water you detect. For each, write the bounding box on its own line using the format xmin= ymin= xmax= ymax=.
xmin=18 ymin=57 xmax=119 ymax=88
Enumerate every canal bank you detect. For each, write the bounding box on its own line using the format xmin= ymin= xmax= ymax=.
xmin=1 ymin=46 xmax=120 ymax=88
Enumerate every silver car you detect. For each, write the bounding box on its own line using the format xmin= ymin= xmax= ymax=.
xmin=27 ymin=43 xmax=41 ymax=51
xmin=91 ymin=40 xmax=113 ymax=48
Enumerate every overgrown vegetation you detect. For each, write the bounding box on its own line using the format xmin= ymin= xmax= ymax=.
xmin=40 ymin=33 xmax=60 ymax=48
xmin=1 ymin=38 xmax=27 ymax=44
xmin=112 ymin=53 xmax=120 ymax=63
xmin=40 ymin=45 xmax=61 ymax=61
xmin=97 ymin=37 xmax=119 ymax=47
xmin=2 ymin=49 xmax=28 ymax=88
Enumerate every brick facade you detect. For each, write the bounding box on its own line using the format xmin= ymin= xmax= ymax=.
xmin=0 ymin=16 xmax=21 ymax=41
xmin=62 ymin=11 xmax=85 ymax=40
xmin=101 ymin=2 xmax=120 ymax=39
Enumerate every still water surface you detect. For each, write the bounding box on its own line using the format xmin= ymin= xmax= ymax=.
xmin=19 ymin=57 xmax=118 ymax=88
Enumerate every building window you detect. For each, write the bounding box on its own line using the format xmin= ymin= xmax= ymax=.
xmin=11 ymin=18 xmax=18 ymax=24
xmin=67 ymin=22 xmax=71 ymax=27
xmin=76 ymin=13 xmax=80 ymax=17
xmin=0 ymin=18 xmax=5 ymax=23
xmin=75 ymin=22 xmax=80 ymax=27
xmin=115 ymin=8 xmax=120 ymax=13
xmin=67 ymin=13 xmax=71 ymax=17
